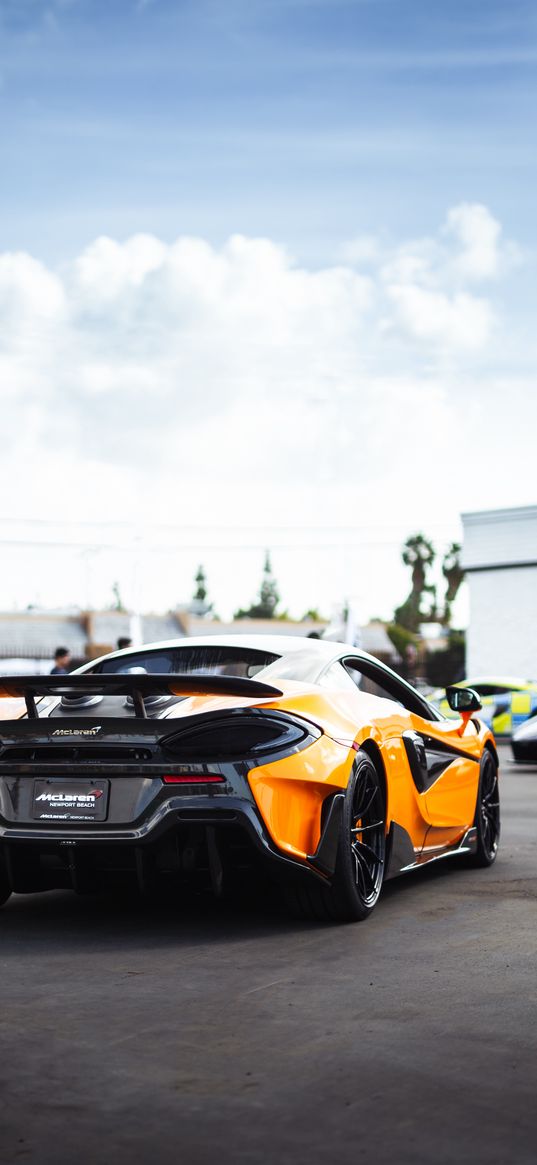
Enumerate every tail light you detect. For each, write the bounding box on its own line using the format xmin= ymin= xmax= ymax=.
xmin=160 ymin=711 xmax=319 ymax=763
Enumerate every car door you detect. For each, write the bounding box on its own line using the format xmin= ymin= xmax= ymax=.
xmin=408 ymin=714 xmax=482 ymax=851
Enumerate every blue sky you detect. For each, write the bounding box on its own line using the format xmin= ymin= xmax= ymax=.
xmin=1 ymin=0 xmax=536 ymax=263
xmin=0 ymin=0 xmax=536 ymax=621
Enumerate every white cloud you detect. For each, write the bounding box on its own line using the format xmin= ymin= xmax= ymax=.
xmin=0 ymin=206 xmax=532 ymax=617
xmin=386 ymin=284 xmax=493 ymax=350
xmin=380 ymin=237 xmax=440 ymax=287
xmin=72 ymin=233 xmax=167 ymax=302
xmin=0 ymin=251 xmax=65 ymax=326
xmin=443 ymin=202 xmax=502 ymax=281
xmin=373 ymin=204 xmax=507 ymax=293
xmin=0 ymin=210 xmax=514 ymax=473
xmin=372 ymin=202 xmax=516 ymax=350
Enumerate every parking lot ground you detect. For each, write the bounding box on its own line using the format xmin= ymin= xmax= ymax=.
xmin=1 ymin=744 xmax=536 ymax=1165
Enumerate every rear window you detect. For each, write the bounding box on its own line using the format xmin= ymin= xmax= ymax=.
xmin=97 ymin=645 xmax=280 ymax=678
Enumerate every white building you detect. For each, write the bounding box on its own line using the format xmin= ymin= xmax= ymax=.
xmin=462 ymin=505 xmax=537 ymax=677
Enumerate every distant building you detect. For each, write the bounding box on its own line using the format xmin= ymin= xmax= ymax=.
xmin=0 ymin=609 xmax=189 ymax=672
xmin=462 ymin=505 xmax=537 ymax=677
xmin=0 ymin=612 xmax=88 ymax=672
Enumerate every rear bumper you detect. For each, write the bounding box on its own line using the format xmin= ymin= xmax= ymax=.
xmin=0 ymin=796 xmax=302 ymax=862
xmin=0 ymin=730 xmax=348 ymax=895
xmin=0 ymin=793 xmax=330 ymax=895
xmin=0 ymin=792 xmax=263 ymax=845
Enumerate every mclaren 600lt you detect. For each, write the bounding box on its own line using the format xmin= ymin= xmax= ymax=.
xmin=0 ymin=636 xmax=500 ymax=922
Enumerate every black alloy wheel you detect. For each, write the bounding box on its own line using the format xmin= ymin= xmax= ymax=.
xmin=337 ymin=751 xmax=386 ymax=917
xmin=470 ymin=750 xmax=500 ymax=867
xmin=285 ymin=751 xmax=386 ymax=923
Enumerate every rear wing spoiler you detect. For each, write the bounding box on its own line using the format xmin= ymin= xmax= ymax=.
xmin=0 ymin=673 xmax=283 ymax=719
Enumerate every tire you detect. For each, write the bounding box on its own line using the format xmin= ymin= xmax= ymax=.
xmin=469 ymin=750 xmax=500 ymax=867
xmin=285 ymin=751 xmax=386 ymax=923
xmin=0 ymin=877 xmax=11 ymax=908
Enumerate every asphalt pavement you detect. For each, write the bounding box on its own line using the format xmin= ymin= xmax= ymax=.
xmin=1 ymin=743 xmax=536 ymax=1165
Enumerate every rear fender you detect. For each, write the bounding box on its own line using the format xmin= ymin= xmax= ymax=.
xmin=248 ymin=735 xmax=354 ymax=861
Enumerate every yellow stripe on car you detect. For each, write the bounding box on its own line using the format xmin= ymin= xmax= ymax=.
xmin=512 ymin=693 xmax=531 ymax=716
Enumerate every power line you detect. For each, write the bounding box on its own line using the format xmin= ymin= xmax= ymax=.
xmin=0 ymin=537 xmax=403 ymax=552
xmin=0 ymin=516 xmax=460 ymax=538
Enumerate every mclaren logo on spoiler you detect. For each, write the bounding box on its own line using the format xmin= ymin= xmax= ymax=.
xmin=51 ymin=727 xmax=102 ymax=737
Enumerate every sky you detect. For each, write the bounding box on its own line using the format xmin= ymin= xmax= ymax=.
xmin=0 ymin=0 xmax=536 ymax=624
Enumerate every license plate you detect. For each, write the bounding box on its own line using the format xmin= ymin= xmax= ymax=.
xmin=32 ymin=779 xmax=109 ymax=822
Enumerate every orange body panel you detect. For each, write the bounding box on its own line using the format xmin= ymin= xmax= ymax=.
xmin=248 ymin=735 xmax=354 ymax=860
xmin=238 ymin=680 xmax=494 ymax=866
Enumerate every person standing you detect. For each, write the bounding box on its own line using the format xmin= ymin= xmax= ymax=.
xmin=50 ymin=647 xmax=71 ymax=675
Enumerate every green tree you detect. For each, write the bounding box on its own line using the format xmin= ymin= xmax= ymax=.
xmin=387 ymin=622 xmax=419 ymax=662
xmin=235 ymin=551 xmax=281 ymax=619
xmin=258 ymin=551 xmax=279 ymax=617
xmin=191 ymin=564 xmax=212 ymax=615
xmin=442 ymin=542 xmax=465 ymax=626
xmin=302 ymin=608 xmax=325 ymax=622
xmin=394 ymin=533 xmax=437 ymax=632
xmin=194 ymin=565 xmax=207 ymax=604
xmin=111 ymin=581 xmax=125 ymax=612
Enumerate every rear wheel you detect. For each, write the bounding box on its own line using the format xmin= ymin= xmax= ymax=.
xmin=285 ymin=751 xmax=386 ymax=922
xmin=469 ymin=751 xmax=500 ymax=867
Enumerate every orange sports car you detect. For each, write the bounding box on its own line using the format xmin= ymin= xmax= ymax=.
xmin=0 ymin=636 xmax=500 ymax=922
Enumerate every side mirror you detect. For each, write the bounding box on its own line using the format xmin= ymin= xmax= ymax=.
xmin=446 ymin=686 xmax=482 ymax=736
xmin=446 ymin=686 xmax=482 ymax=713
